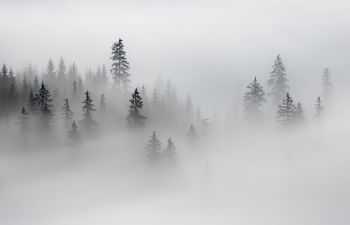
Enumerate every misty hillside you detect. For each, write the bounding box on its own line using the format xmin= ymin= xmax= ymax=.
xmin=1 ymin=1 xmax=350 ymax=225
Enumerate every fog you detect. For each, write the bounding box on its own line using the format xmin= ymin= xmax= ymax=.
xmin=0 ymin=0 xmax=350 ymax=224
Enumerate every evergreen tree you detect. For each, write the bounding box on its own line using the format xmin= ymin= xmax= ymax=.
xmin=80 ymin=90 xmax=97 ymax=130
xmin=68 ymin=120 xmax=80 ymax=144
xmin=145 ymin=131 xmax=162 ymax=164
xmin=186 ymin=124 xmax=198 ymax=145
xmin=28 ymin=90 xmax=36 ymax=112
xmin=127 ymin=88 xmax=146 ymax=127
xmin=46 ymin=59 xmax=55 ymax=79
xmin=268 ymin=55 xmax=289 ymax=104
xmin=111 ymin=38 xmax=130 ymax=89
xmin=8 ymin=77 xmax=18 ymax=106
xmin=295 ymin=102 xmax=305 ymax=123
xmin=72 ymin=79 xmax=78 ymax=99
xmin=243 ymin=76 xmax=266 ymax=120
xmin=33 ymin=76 xmax=40 ymax=93
xmin=315 ymin=96 xmax=324 ymax=119
xmin=17 ymin=106 xmax=30 ymax=137
xmin=99 ymin=94 xmax=106 ymax=112
xmin=62 ymin=98 xmax=73 ymax=128
xmin=68 ymin=62 xmax=79 ymax=81
xmin=277 ymin=92 xmax=297 ymax=126
xmin=35 ymin=82 xmax=54 ymax=133
xmin=163 ymin=138 xmax=178 ymax=164
xmin=21 ymin=75 xmax=30 ymax=101
xmin=57 ymin=57 xmax=66 ymax=82
xmin=322 ymin=68 xmax=333 ymax=99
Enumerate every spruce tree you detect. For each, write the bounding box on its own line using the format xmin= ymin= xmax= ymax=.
xmin=277 ymin=92 xmax=297 ymax=126
xmin=163 ymin=138 xmax=178 ymax=164
xmin=145 ymin=131 xmax=162 ymax=164
xmin=186 ymin=124 xmax=198 ymax=145
xmin=68 ymin=120 xmax=80 ymax=144
xmin=28 ymin=89 xmax=36 ymax=112
xmin=80 ymin=90 xmax=97 ymax=130
xmin=35 ymin=82 xmax=54 ymax=133
xmin=315 ymin=96 xmax=324 ymax=119
xmin=127 ymin=88 xmax=146 ymax=127
xmin=99 ymin=94 xmax=106 ymax=112
xmin=111 ymin=38 xmax=130 ymax=89
xmin=268 ymin=55 xmax=289 ymax=104
xmin=46 ymin=59 xmax=55 ymax=79
xmin=57 ymin=57 xmax=66 ymax=82
xmin=322 ymin=68 xmax=333 ymax=99
xmin=243 ymin=76 xmax=266 ymax=120
xmin=17 ymin=106 xmax=30 ymax=137
xmin=295 ymin=102 xmax=305 ymax=123
xmin=62 ymin=98 xmax=73 ymax=128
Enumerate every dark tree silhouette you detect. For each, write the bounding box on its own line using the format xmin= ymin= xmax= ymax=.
xmin=145 ymin=131 xmax=162 ymax=164
xmin=243 ymin=76 xmax=266 ymax=120
xmin=315 ymin=96 xmax=324 ymax=119
xmin=99 ymin=94 xmax=106 ymax=112
xmin=127 ymin=88 xmax=146 ymax=127
xmin=111 ymin=38 xmax=130 ymax=90
xmin=322 ymin=68 xmax=333 ymax=99
xmin=80 ymin=90 xmax=97 ymax=130
xmin=295 ymin=102 xmax=305 ymax=123
xmin=62 ymin=98 xmax=73 ymax=129
xmin=163 ymin=138 xmax=178 ymax=164
xmin=17 ymin=106 xmax=30 ymax=138
xmin=186 ymin=124 xmax=198 ymax=145
xmin=68 ymin=120 xmax=80 ymax=144
xmin=277 ymin=92 xmax=297 ymax=126
xmin=268 ymin=55 xmax=289 ymax=104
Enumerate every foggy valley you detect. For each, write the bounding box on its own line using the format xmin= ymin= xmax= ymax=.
xmin=1 ymin=0 xmax=350 ymax=225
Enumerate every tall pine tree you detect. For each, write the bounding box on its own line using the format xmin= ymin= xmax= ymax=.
xmin=315 ymin=96 xmax=324 ymax=119
xmin=127 ymin=88 xmax=146 ymax=127
xmin=145 ymin=131 xmax=162 ymax=164
xmin=111 ymin=38 xmax=130 ymax=90
xmin=277 ymin=92 xmax=297 ymax=127
xmin=243 ymin=76 xmax=266 ymax=120
xmin=268 ymin=55 xmax=289 ymax=105
xmin=80 ymin=90 xmax=97 ymax=130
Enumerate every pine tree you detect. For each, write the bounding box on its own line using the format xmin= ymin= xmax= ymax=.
xmin=315 ymin=96 xmax=324 ymax=119
xmin=21 ymin=75 xmax=30 ymax=101
xmin=268 ymin=55 xmax=289 ymax=104
xmin=62 ymin=98 xmax=73 ymax=128
xmin=33 ymin=76 xmax=39 ymax=93
xmin=35 ymin=82 xmax=54 ymax=133
xmin=186 ymin=124 xmax=198 ymax=145
xmin=322 ymin=68 xmax=333 ymax=99
xmin=163 ymin=138 xmax=178 ymax=164
xmin=99 ymin=94 xmax=106 ymax=112
xmin=46 ymin=59 xmax=55 ymax=79
xmin=277 ymin=92 xmax=297 ymax=126
xmin=72 ymin=79 xmax=78 ymax=99
xmin=17 ymin=106 xmax=30 ymax=137
xmin=295 ymin=102 xmax=305 ymax=123
xmin=28 ymin=90 xmax=36 ymax=112
xmin=68 ymin=120 xmax=80 ymax=144
xmin=68 ymin=62 xmax=79 ymax=81
xmin=243 ymin=76 xmax=266 ymax=120
xmin=145 ymin=131 xmax=162 ymax=164
xmin=127 ymin=88 xmax=146 ymax=127
xmin=80 ymin=90 xmax=97 ymax=130
xmin=111 ymin=38 xmax=130 ymax=89
xmin=57 ymin=57 xmax=66 ymax=82
xmin=8 ymin=77 xmax=18 ymax=105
